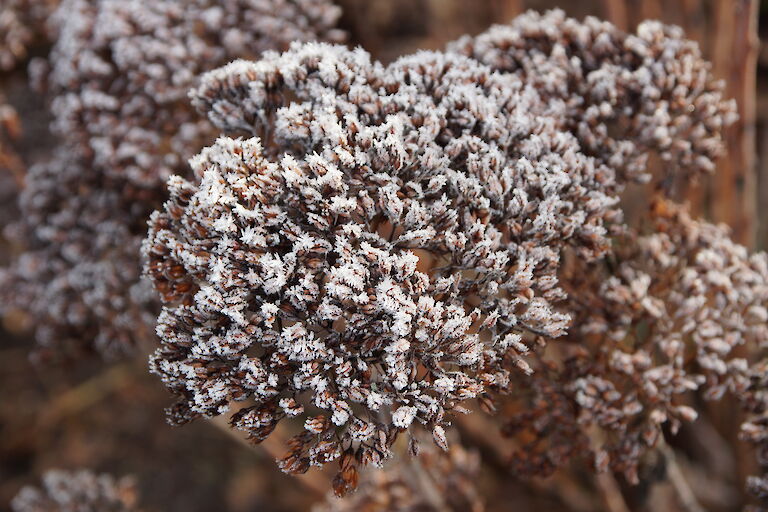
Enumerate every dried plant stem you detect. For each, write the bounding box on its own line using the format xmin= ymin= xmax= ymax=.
xmin=659 ymin=440 xmax=705 ymax=512
xmin=206 ymin=414 xmax=328 ymax=496
xmin=680 ymin=0 xmax=705 ymax=44
xmin=4 ymin=363 xmax=133 ymax=455
xmin=456 ymin=413 xmax=598 ymax=512
xmin=601 ymin=0 xmax=628 ymax=31
xmin=587 ymin=428 xmax=631 ymax=512
xmin=758 ymin=126 xmax=768 ymax=250
xmin=36 ymin=363 xmax=133 ymax=429
xmin=594 ymin=472 xmax=631 ymax=512
xmin=404 ymin=456 xmax=450 ymax=512
xmin=711 ymin=0 xmax=759 ymax=246
xmin=639 ymin=0 xmax=663 ymax=22
xmin=0 ymin=151 xmax=24 ymax=183
xmin=690 ymin=418 xmax=737 ymax=479
xmin=491 ymin=0 xmax=523 ymax=22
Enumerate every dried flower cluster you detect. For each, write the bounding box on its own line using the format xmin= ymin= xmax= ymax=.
xmin=0 ymin=0 xmax=59 ymax=71
xmin=503 ymin=199 xmax=768 ymax=487
xmin=314 ymin=437 xmax=483 ymax=512
xmin=5 ymin=4 xmax=765 ymax=509
xmin=146 ymin=43 xmax=601 ymax=494
xmin=449 ymin=9 xmax=737 ymax=184
xmin=11 ymin=469 xmax=139 ymax=512
xmin=36 ymin=0 xmax=344 ymax=189
xmin=0 ymin=0 xmax=343 ymax=358
xmin=143 ymin=10 xmax=737 ymax=496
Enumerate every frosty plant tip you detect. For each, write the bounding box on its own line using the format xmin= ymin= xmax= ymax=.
xmin=142 ymin=8 xmax=742 ymax=497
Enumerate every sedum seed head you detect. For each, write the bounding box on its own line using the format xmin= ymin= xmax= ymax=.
xmin=143 ymin=14 xmax=734 ymax=491
xmin=12 ymin=469 xmax=139 ymax=512
xmin=1 ymin=0 xmax=344 ymax=359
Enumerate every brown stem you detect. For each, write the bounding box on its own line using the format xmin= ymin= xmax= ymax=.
xmin=405 ymin=455 xmax=450 ymax=512
xmin=586 ymin=428 xmax=632 ymax=512
xmin=601 ymin=0 xmax=629 ymax=31
xmin=594 ymin=471 xmax=631 ymax=512
xmin=456 ymin=413 xmax=598 ymax=512
xmin=711 ymin=0 xmax=759 ymax=247
xmin=658 ymin=439 xmax=705 ymax=512
xmin=35 ymin=363 xmax=133 ymax=431
xmin=206 ymin=414 xmax=328 ymax=496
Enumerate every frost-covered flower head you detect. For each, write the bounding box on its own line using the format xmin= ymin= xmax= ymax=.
xmin=449 ymin=9 xmax=737 ymax=184
xmin=38 ymin=0 xmax=345 ymax=187
xmin=11 ymin=469 xmax=139 ymax=512
xmin=143 ymin=13 xmax=733 ymax=493
xmin=1 ymin=0 xmax=344 ymax=359
xmin=504 ymin=199 xmax=768 ymax=487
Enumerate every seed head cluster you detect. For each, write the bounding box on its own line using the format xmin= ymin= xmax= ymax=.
xmin=1 ymin=0 xmax=344 ymax=359
xmin=504 ymin=199 xmax=768 ymax=486
xmin=143 ymin=10 xmax=736 ymax=495
xmin=11 ymin=469 xmax=139 ymax=512
xmin=314 ymin=437 xmax=483 ymax=512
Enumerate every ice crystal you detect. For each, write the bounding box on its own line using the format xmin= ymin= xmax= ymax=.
xmin=450 ymin=9 xmax=737 ymax=183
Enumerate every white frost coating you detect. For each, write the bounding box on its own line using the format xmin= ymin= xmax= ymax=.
xmin=392 ymin=406 xmax=418 ymax=429
xmin=142 ymin=12 xmax=738 ymax=492
xmin=2 ymin=0 xmax=344 ymax=359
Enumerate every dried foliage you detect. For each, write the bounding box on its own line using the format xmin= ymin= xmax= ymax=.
xmin=142 ymin=9 xmax=741 ymax=497
xmin=0 ymin=0 xmax=344 ymax=359
xmin=504 ymin=198 xmax=768 ymax=484
xmin=11 ymin=469 xmax=139 ymax=512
